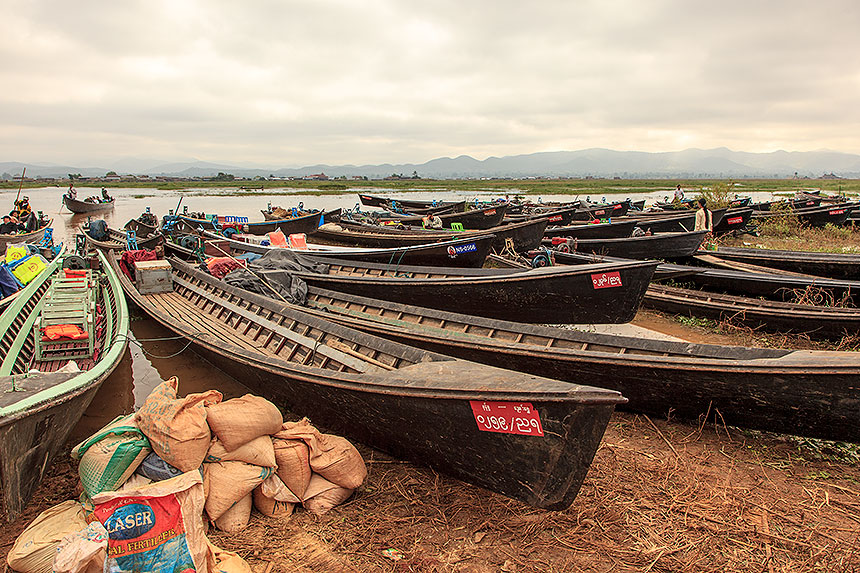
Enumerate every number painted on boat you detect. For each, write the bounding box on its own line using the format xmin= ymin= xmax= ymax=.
xmin=829 ymin=209 xmax=845 ymax=215
xmin=726 ymin=216 xmax=743 ymax=224
xmin=591 ymin=271 xmax=622 ymax=289
xmin=484 ymin=209 xmax=496 ymax=216
xmin=613 ymin=204 xmax=623 ymax=209
xmin=549 ymin=215 xmax=563 ymax=222
xmin=470 ymin=401 xmax=543 ymax=436
xmin=446 ymin=243 xmax=478 ymax=257
xmin=595 ymin=210 xmax=606 ymax=216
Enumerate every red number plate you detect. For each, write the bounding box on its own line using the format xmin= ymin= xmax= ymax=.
xmin=613 ymin=204 xmax=623 ymax=209
xmin=594 ymin=210 xmax=605 ymax=216
xmin=485 ymin=209 xmax=496 ymax=215
xmin=726 ymin=216 xmax=743 ymax=224
xmin=829 ymin=209 xmax=845 ymax=215
xmin=470 ymin=401 xmax=543 ymax=436
xmin=549 ymin=215 xmax=562 ymax=222
xmin=591 ymin=271 xmax=623 ymax=289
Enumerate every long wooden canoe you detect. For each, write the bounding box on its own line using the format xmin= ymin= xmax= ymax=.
xmin=178 ymin=210 xmax=323 ymax=236
xmin=547 ymin=230 xmax=708 ymax=260
xmin=0 ymin=220 xmax=54 ymax=252
xmin=84 ymin=224 xmax=164 ymax=251
xmin=644 ymin=283 xmax=860 ymax=339
xmin=198 ymin=230 xmax=497 ymax=268
xmin=375 ymin=203 xmax=509 ymax=230
xmin=752 ymin=202 xmax=857 ymax=227
xmin=108 ymin=252 xmax=625 ymax=510
xmin=62 ymin=195 xmax=115 ymax=213
xmin=706 ymin=246 xmax=860 ymax=280
xmin=311 ymin=218 xmax=548 ymax=252
xmin=0 ymin=250 xmax=129 ymax=521
xmin=226 ymin=278 xmax=860 ymax=443
xmin=543 ymin=219 xmax=639 ymax=240
xmin=249 ymin=252 xmax=657 ymax=324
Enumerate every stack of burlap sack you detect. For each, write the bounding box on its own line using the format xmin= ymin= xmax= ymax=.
xmin=6 ymin=377 xmax=367 ymax=573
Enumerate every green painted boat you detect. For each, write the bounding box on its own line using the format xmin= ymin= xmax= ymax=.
xmin=0 ymin=249 xmax=129 ymax=521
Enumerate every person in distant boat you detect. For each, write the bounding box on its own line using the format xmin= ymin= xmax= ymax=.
xmin=101 ymin=187 xmax=112 ymax=201
xmin=0 ymin=214 xmax=22 ymax=234
xmin=674 ymin=185 xmax=685 ymax=202
xmin=694 ymin=197 xmax=713 ymax=232
xmin=67 ymin=184 xmax=77 ymax=199
xmin=423 ymin=214 xmax=443 ymax=229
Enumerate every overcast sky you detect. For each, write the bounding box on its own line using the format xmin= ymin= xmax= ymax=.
xmin=2 ymin=1 xmax=859 ymax=168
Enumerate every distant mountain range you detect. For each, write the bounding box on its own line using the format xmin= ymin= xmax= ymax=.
xmin=3 ymin=148 xmax=860 ymax=180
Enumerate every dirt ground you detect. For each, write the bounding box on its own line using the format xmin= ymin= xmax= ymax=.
xmin=2 ymin=311 xmax=859 ymax=572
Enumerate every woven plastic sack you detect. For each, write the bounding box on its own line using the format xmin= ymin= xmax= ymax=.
xmin=6 ymin=500 xmax=88 ymax=573
xmin=205 ymin=435 xmax=276 ymax=467
xmin=52 ymin=521 xmax=108 ymax=573
xmin=135 ymin=451 xmax=184 ymax=481
xmin=205 ymin=394 xmax=282 ymax=452
xmin=91 ymin=471 xmax=209 ymax=573
xmin=135 ymin=377 xmax=222 ymax=472
xmin=71 ymin=414 xmax=151 ymax=497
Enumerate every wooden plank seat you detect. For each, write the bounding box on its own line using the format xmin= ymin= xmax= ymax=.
xmin=33 ymin=271 xmax=96 ymax=361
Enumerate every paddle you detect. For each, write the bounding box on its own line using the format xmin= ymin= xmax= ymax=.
xmin=14 ymin=167 xmax=25 ymax=204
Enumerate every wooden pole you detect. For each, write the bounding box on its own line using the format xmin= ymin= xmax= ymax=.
xmin=14 ymin=167 xmax=26 ymax=203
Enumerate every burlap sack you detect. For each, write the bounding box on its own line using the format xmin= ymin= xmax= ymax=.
xmin=277 ymin=418 xmax=367 ymax=489
xmin=205 ymin=394 xmax=282 ymax=451
xmin=206 ymin=436 xmax=276 ymax=468
xmin=204 ymin=461 xmax=274 ymax=522
xmin=214 ymin=493 xmax=252 ymax=534
xmin=271 ymin=437 xmax=312 ymax=498
xmin=252 ymin=474 xmax=299 ymax=518
xmin=206 ymin=540 xmax=252 ymax=573
xmin=7 ymin=501 xmax=88 ymax=573
xmin=135 ymin=377 xmax=222 ymax=472
xmin=301 ymin=474 xmax=355 ymax=516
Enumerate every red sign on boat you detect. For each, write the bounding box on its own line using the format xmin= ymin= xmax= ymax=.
xmin=613 ymin=204 xmax=623 ymax=209
xmin=726 ymin=216 xmax=743 ymax=224
xmin=549 ymin=215 xmax=563 ymax=222
xmin=829 ymin=209 xmax=845 ymax=215
xmin=485 ymin=209 xmax=496 ymax=216
xmin=595 ymin=210 xmax=605 ymax=216
xmin=591 ymin=271 xmax=622 ymax=289
xmin=469 ymin=401 xmax=543 ymax=436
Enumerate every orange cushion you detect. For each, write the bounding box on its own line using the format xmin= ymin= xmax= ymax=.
xmin=42 ymin=324 xmax=88 ymax=341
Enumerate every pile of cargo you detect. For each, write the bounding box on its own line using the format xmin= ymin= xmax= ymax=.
xmin=6 ymin=377 xmax=367 ymax=573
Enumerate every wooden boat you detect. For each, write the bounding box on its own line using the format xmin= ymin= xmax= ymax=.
xmin=108 ymin=252 xmax=625 ymax=510
xmin=615 ymin=208 xmax=727 ymax=234
xmin=0 ymin=249 xmax=129 ymax=521
xmin=84 ymin=223 xmax=164 ymax=251
xmin=712 ymin=208 xmax=753 ymax=235
xmin=544 ymin=220 xmax=639 ymax=240
xmin=247 ymin=253 xmax=657 ymax=324
xmin=375 ymin=203 xmax=509 ymax=230
xmin=380 ymin=201 xmax=466 ymax=216
xmin=503 ymin=206 xmax=581 ymax=227
xmin=312 ymin=218 xmax=548 ymax=252
xmin=62 ymin=195 xmax=115 ymax=213
xmin=705 ymin=246 xmax=860 ymax=280
xmin=750 ymin=197 xmax=822 ymax=212
xmin=261 ymin=207 xmax=342 ymax=224
xmin=178 ymin=210 xmax=323 ymax=236
xmin=268 ymin=282 xmax=860 ymax=443
xmin=752 ymin=202 xmax=857 ymax=227
xmin=357 ymin=194 xmax=464 ymax=210
xmin=644 ymin=283 xmax=860 ymax=339
xmin=546 ymin=230 xmax=708 ymax=260
xmin=198 ymin=230 xmax=497 ymax=268
xmin=678 ymin=266 xmax=860 ymax=305
xmin=0 ymin=220 xmax=54 ymax=252
xmin=569 ymin=200 xmax=631 ymax=221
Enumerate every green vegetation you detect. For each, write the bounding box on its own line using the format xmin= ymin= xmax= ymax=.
xmin=6 ymin=177 xmax=860 ymax=198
